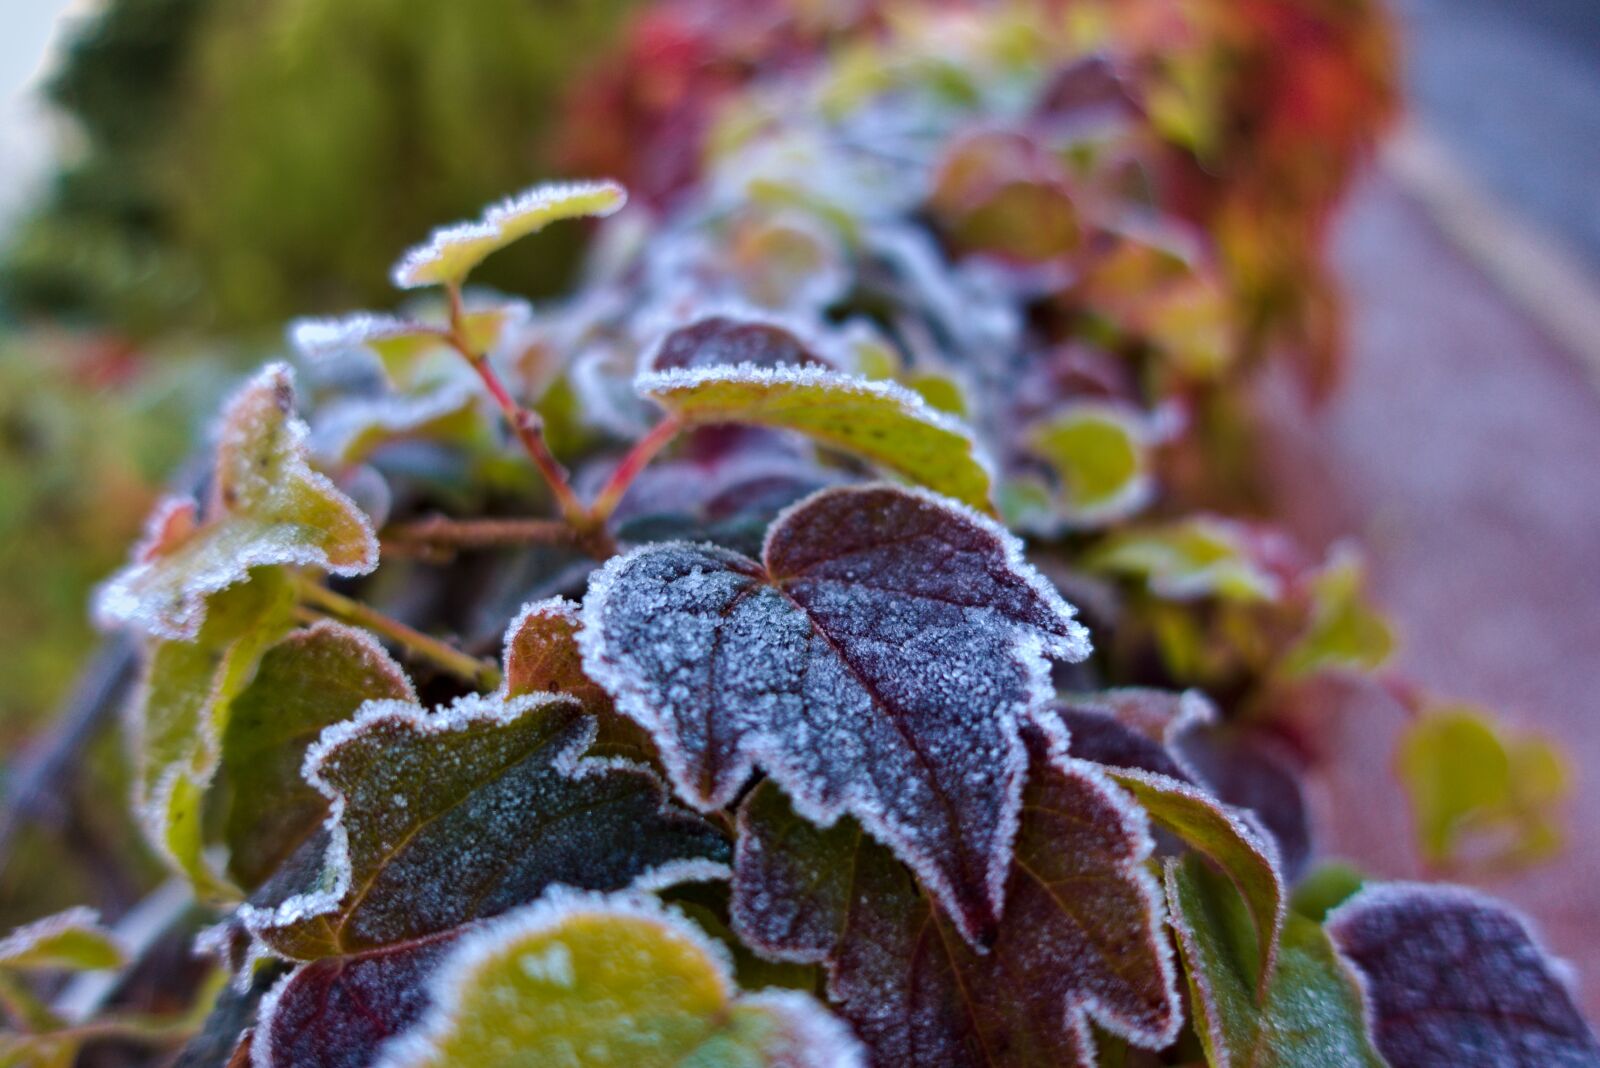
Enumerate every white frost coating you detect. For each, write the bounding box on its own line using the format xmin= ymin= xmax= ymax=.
xmin=288 ymin=312 xmax=434 ymax=359
xmin=370 ymin=888 xmax=864 ymax=1068
xmin=578 ymin=483 xmax=1089 ymax=945
xmin=311 ymin=381 xmax=480 ymax=464
xmin=0 ymin=906 xmax=121 ymax=967
xmin=250 ymin=965 xmax=300 ymax=1068
xmin=94 ymin=363 xmax=380 ymax=641
xmin=631 ymin=300 xmax=849 ymax=376
xmin=392 ymin=180 xmax=628 ymax=289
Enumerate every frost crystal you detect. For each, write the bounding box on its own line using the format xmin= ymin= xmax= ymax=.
xmin=581 ymin=482 xmax=1088 ymax=943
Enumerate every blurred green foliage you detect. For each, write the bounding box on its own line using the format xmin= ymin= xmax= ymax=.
xmin=1 ymin=0 xmax=637 ymax=338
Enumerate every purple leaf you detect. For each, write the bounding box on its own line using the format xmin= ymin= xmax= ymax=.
xmin=580 ymin=483 xmax=1089 ymax=943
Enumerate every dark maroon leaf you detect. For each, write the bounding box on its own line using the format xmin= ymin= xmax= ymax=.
xmin=1328 ymin=884 xmax=1600 ymax=1067
xmin=644 ymin=314 xmax=836 ymax=373
xmin=731 ymin=722 xmax=1180 ymax=1066
xmin=1174 ymin=727 xmax=1313 ymax=880
xmin=581 ymin=483 xmax=1089 ymax=943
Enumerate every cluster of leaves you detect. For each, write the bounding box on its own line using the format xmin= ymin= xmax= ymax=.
xmin=3 ymin=0 xmax=1591 ymax=1065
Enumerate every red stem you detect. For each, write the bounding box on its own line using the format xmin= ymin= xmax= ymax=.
xmin=589 ymin=416 xmax=683 ymax=523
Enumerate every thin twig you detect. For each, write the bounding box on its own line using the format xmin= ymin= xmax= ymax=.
xmin=296 ymin=580 xmax=501 ymax=691
xmin=382 ymin=514 xmax=577 ymax=554
xmin=588 ymin=416 xmax=683 ymax=524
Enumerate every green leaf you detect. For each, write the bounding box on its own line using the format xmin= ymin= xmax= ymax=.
xmin=0 ymin=908 xmax=124 ymax=971
xmin=1165 ymin=856 xmax=1383 ymax=1068
xmin=372 ymin=891 xmax=863 ymax=1068
xmin=222 ymin=622 xmax=415 ymax=890
xmin=1086 ymin=517 xmax=1282 ymax=602
xmin=1397 ymin=705 xmax=1569 ymax=869
xmin=95 ymin=364 xmax=378 ymax=642
xmin=1027 ymin=402 xmax=1153 ymax=525
xmin=135 ymin=570 xmax=296 ymax=898
xmin=1289 ymin=863 xmax=1365 ymax=922
xmin=1281 ymin=549 xmax=1393 ymax=677
xmin=636 ymin=365 xmax=995 ymax=511
xmin=1107 ymin=767 xmax=1285 ymax=985
xmin=392 ymin=180 xmax=627 ymax=289
xmin=241 ymin=692 xmax=729 ymax=960
xmin=290 ymin=303 xmax=527 ymax=387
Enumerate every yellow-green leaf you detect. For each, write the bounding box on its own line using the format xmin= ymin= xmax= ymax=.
xmin=1282 ymin=549 xmax=1393 ymax=677
xmin=1087 ymin=517 xmax=1281 ymax=602
xmin=1028 ymin=403 xmax=1153 ymax=525
xmin=1397 ymin=706 xmax=1569 ymax=869
xmin=636 ymin=365 xmax=994 ymax=511
xmin=0 ymin=908 xmax=124 ymax=972
xmin=374 ymin=891 xmax=863 ymax=1068
xmin=95 ymin=364 xmax=378 ymax=641
xmin=392 ymin=180 xmax=627 ymax=289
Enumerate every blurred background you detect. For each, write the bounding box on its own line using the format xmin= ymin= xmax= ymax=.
xmin=0 ymin=0 xmax=1596 ymax=1021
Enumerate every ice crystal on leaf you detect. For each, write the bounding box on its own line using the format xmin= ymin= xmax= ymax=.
xmin=642 ymin=312 xmax=838 ymax=374
xmin=370 ymin=891 xmax=864 ymax=1068
xmin=580 ymin=483 xmax=1088 ymax=944
xmin=310 ymin=382 xmax=484 ymax=466
xmin=291 ymin=303 xmax=528 ymax=388
xmin=1166 ymin=856 xmax=1383 ymax=1068
xmin=241 ymin=692 xmax=728 ymax=960
xmin=222 ymin=622 xmax=415 ymax=891
xmin=1327 ymin=883 xmax=1600 ymax=1066
xmin=391 ymin=180 xmax=627 ymax=289
xmin=0 ymin=907 xmax=125 ymax=972
xmin=730 ymin=721 xmax=1180 ymax=1066
xmin=95 ymin=364 xmax=378 ymax=642
xmin=635 ymin=364 xmax=996 ymax=512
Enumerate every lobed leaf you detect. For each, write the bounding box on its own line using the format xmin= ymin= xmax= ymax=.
xmin=1027 ymin=402 xmax=1154 ymax=526
xmin=0 ymin=907 xmax=124 ymax=972
xmin=1165 ymin=856 xmax=1383 ymax=1068
xmin=1326 ymin=883 xmax=1600 ymax=1067
xmin=222 ymin=622 xmax=415 ymax=891
xmin=635 ymin=364 xmax=995 ymax=511
xmin=392 ymin=180 xmax=627 ymax=289
xmin=95 ymin=364 xmax=378 ymax=642
xmin=580 ymin=483 xmax=1088 ymax=943
xmin=241 ymin=692 xmax=729 ymax=959
xmin=731 ymin=721 xmax=1180 ymax=1066
xmin=369 ymin=891 xmax=864 ymax=1068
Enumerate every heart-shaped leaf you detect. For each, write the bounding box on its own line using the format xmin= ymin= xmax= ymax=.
xmin=95 ymin=364 xmax=379 ymax=642
xmin=222 ymin=621 xmax=415 ymax=891
xmin=392 ymin=180 xmax=627 ymax=289
xmin=0 ymin=908 xmax=124 ymax=972
xmin=241 ymin=692 xmax=729 ymax=960
xmin=580 ymin=483 xmax=1088 ymax=943
xmin=1166 ymin=856 xmax=1383 ymax=1068
xmin=1327 ymin=883 xmax=1600 ymax=1066
xmin=370 ymin=891 xmax=864 ymax=1068
xmin=635 ymin=365 xmax=995 ymax=511
xmin=731 ymin=721 xmax=1180 ymax=1066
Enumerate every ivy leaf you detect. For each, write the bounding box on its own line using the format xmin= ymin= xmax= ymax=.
xmin=134 ymin=571 xmax=296 ymax=897
xmin=580 ymin=483 xmax=1089 ymax=943
xmin=0 ymin=907 xmax=124 ymax=971
xmin=1327 ymin=883 xmax=1600 ymax=1066
xmin=1027 ymin=402 xmax=1154 ymax=526
xmin=221 ymin=621 xmax=415 ymax=891
xmin=392 ymin=180 xmax=627 ymax=289
xmin=635 ymin=365 xmax=996 ymax=511
xmin=290 ymin=304 xmax=525 ymax=387
xmin=731 ymin=721 xmax=1180 ymax=1066
xmin=1165 ymin=856 xmax=1383 ymax=1068
xmin=370 ymin=892 xmax=864 ymax=1068
xmin=311 ymin=383 xmax=485 ymax=466
xmin=643 ymin=313 xmax=837 ymax=373
xmin=1086 ymin=517 xmax=1283 ymax=602
xmin=1055 ymin=689 xmax=1215 ymax=782
xmin=1397 ymin=705 xmax=1569 ymax=869
xmin=1281 ymin=548 xmax=1394 ymax=677
xmin=241 ymin=692 xmax=729 ymax=960
xmin=95 ymin=364 xmax=379 ymax=642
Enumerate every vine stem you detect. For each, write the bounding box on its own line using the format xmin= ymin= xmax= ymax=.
xmin=588 ymin=415 xmax=684 ymax=524
xmin=383 ymin=514 xmax=577 ymax=554
xmin=296 ymin=579 xmax=501 ymax=691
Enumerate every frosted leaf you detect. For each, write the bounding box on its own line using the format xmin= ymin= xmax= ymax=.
xmin=291 ymin=304 xmax=528 ymax=388
xmin=1327 ymin=883 xmax=1600 ymax=1067
xmin=392 ymin=180 xmax=627 ymax=289
xmin=288 ymin=312 xmax=440 ymax=362
xmin=641 ymin=311 xmax=837 ymax=374
xmin=580 ymin=483 xmax=1088 ymax=943
xmin=222 ymin=622 xmax=415 ymax=891
xmin=133 ymin=571 xmax=296 ymax=898
xmin=636 ymin=363 xmax=996 ymax=511
xmin=1173 ymin=727 xmax=1314 ymax=882
xmin=1056 ymin=690 xmax=1213 ymax=782
xmin=731 ymin=722 xmax=1180 ymax=1066
xmin=1166 ymin=856 xmax=1384 ymax=1068
xmin=1027 ymin=402 xmax=1155 ymax=526
xmin=1282 ymin=547 xmax=1394 ymax=677
xmin=0 ymin=907 xmax=124 ymax=972
xmin=310 ymin=382 xmax=484 ymax=466
xmin=95 ymin=364 xmax=379 ymax=642
xmin=240 ymin=692 xmax=728 ymax=960
xmin=1086 ymin=516 xmax=1285 ymax=603
xmin=370 ymin=890 xmax=864 ymax=1068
